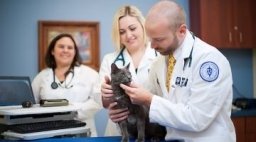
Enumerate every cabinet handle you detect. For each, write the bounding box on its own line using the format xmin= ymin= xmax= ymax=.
xmin=234 ymin=26 xmax=238 ymax=31
xmin=239 ymin=32 xmax=243 ymax=43
xmin=229 ymin=32 xmax=232 ymax=43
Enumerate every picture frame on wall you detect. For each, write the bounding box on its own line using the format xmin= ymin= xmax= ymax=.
xmin=38 ymin=21 xmax=100 ymax=71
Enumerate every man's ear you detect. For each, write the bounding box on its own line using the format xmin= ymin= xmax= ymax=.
xmin=177 ymin=24 xmax=187 ymax=38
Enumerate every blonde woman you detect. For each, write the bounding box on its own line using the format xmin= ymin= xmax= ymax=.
xmin=99 ymin=5 xmax=158 ymax=136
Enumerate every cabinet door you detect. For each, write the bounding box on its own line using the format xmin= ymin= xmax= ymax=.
xmin=233 ymin=0 xmax=256 ymax=48
xmin=245 ymin=117 xmax=256 ymax=142
xmin=190 ymin=0 xmax=233 ymax=48
xmin=190 ymin=0 xmax=255 ymax=48
xmin=232 ymin=117 xmax=246 ymax=142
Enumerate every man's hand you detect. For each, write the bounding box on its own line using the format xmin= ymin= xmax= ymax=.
xmin=101 ymin=76 xmax=114 ymax=108
xmin=108 ymin=102 xmax=129 ymax=123
xmin=120 ymin=82 xmax=153 ymax=107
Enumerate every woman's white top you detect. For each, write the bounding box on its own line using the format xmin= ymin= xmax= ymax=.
xmin=99 ymin=43 xmax=158 ymax=136
xmin=32 ymin=65 xmax=101 ymax=137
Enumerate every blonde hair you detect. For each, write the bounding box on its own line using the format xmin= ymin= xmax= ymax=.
xmin=111 ymin=5 xmax=148 ymax=51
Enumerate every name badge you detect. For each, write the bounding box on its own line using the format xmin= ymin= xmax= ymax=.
xmin=175 ymin=77 xmax=188 ymax=87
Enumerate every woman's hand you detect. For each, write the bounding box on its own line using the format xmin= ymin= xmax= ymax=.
xmin=101 ymin=76 xmax=114 ymax=108
xmin=108 ymin=102 xmax=129 ymax=123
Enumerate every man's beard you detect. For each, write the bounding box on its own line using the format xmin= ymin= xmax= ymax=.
xmin=157 ymin=35 xmax=179 ymax=56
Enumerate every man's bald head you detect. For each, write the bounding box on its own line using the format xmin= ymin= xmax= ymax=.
xmin=146 ymin=0 xmax=186 ymax=30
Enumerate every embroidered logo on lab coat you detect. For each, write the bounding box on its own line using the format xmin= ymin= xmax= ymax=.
xmin=199 ymin=61 xmax=219 ymax=82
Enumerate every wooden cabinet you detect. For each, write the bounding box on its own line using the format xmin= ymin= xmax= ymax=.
xmin=232 ymin=116 xmax=256 ymax=142
xmin=190 ymin=0 xmax=256 ymax=48
xmin=232 ymin=117 xmax=246 ymax=142
xmin=245 ymin=117 xmax=256 ymax=142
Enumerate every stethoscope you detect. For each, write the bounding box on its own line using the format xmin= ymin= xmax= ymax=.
xmin=183 ymin=32 xmax=195 ymax=71
xmin=113 ymin=47 xmax=158 ymax=65
xmin=51 ymin=68 xmax=74 ymax=89
xmin=155 ymin=32 xmax=196 ymax=87
xmin=113 ymin=48 xmax=126 ymax=65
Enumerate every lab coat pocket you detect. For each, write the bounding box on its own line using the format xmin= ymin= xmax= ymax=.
xmin=174 ymin=85 xmax=191 ymax=103
xmin=168 ymin=85 xmax=176 ymax=101
xmin=72 ymin=81 xmax=91 ymax=102
xmin=155 ymin=83 xmax=166 ymax=98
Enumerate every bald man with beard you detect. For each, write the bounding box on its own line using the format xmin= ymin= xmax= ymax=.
xmin=112 ymin=0 xmax=236 ymax=141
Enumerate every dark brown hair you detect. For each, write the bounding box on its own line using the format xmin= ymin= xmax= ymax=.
xmin=45 ymin=33 xmax=81 ymax=69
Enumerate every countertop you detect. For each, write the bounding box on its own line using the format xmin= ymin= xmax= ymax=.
xmin=231 ymin=109 xmax=256 ymax=117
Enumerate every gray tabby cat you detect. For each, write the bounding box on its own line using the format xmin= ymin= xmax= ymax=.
xmin=110 ymin=63 xmax=166 ymax=142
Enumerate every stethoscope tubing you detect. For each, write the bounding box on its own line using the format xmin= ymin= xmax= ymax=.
xmin=183 ymin=32 xmax=195 ymax=71
xmin=51 ymin=68 xmax=74 ymax=89
xmin=113 ymin=47 xmax=158 ymax=66
xmin=113 ymin=48 xmax=126 ymax=65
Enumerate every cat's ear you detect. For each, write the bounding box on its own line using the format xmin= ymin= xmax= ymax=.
xmin=111 ymin=63 xmax=118 ymax=73
xmin=126 ymin=63 xmax=130 ymax=70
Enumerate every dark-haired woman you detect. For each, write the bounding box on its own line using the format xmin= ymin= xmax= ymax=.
xmin=32 ymin=33 xmax=101 ymax=137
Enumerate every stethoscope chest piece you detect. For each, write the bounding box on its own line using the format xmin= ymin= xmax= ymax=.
xmin=51 ymin=82 xmax=58 ymax=89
